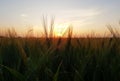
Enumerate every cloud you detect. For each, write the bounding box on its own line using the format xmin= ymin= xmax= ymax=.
xmin=20 ymin=14 xmax=28 ymax=17
xmin=20 ymin=13 xmax=29 ymax=23
xmin=55 ymin=8 xmax=102 ymax=21
xmin=67 ymin=9 xmax=102 ymax=20
xmin=55 ymin=8 xmax=103 ymax=27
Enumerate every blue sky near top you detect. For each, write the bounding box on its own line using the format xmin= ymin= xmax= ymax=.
xmin=0 ymin=0 xmax=120 ymax=36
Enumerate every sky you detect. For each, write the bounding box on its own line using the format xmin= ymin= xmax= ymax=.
xmin=0 ymin=0 xmax=120 ymax=36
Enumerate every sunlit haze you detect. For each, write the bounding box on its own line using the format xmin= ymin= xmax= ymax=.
xmin=0 ymin=0 xmax=120 ymax=37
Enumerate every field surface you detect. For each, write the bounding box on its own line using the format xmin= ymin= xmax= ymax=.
xmin=0 ymin=36 xmax=120 ymax=81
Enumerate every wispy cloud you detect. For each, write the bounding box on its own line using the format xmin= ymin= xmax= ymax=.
xmin=55 ymin=8 xmax=103 ymax=26
xmin=20 ymin=14 xmax=28 ymax=17
xmin=20 ymin=13 xmax=29 ymax=23
xmin=62 ymin=8 xmax=102 ymax=20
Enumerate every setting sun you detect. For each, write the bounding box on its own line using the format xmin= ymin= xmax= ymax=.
xmin=0 ymin=0 xmax=120 ymax=81
xmin=54 ymin=23 xmax=69 ymax=37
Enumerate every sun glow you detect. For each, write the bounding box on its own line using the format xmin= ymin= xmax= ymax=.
xmin=54 ymin=23 xmax=69 ymax=37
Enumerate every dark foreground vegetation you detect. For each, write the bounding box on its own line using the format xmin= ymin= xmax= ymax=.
xmin=0 ymin=37 xmax=120 ymax=81
xmin=0 ymin=24 xmax=120 ymax=81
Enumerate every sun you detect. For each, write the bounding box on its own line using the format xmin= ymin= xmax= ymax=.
xmin=54 ymin=23 xmax=69 ymax=37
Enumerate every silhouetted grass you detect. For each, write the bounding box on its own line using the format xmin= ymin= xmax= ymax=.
xmin=0 ymin=21 xmax=120 ymax=81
